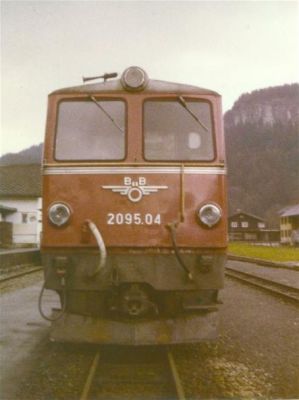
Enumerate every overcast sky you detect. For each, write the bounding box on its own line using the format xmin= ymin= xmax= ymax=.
xmin=1 ymin=0 xmax=299 ymax=156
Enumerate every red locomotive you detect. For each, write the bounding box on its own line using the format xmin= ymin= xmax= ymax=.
xmin=39 ymin=66 xmax=227 ymax=345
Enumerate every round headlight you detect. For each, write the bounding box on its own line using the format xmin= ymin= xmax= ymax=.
xmin=48 ymin=203 xmax=71 ymax=227
xmin=198 ymin=203 xmax=222 ymax=228
xmin=121 ymin=66 xmax=148 ymax=91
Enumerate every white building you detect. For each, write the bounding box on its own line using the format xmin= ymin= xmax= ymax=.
xmin=279 ymin=204 xmax=299 ymax=246
xmin=0 ymin=164 xmax=42 ymax=246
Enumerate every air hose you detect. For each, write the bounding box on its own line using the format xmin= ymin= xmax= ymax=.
xmin=167 ymin=222 xmax=193 ymax=281
xmin=86 ymin=219 xmax=107 ymax=276
xmin=38 ymin=279 xmax=67 ymax=321
xmin=38 ymin=220 xmax=106 ymax=320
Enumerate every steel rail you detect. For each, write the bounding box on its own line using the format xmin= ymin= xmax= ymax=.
xmin=80 ymin=351 xmax=100 ymax=400
xmin=225 ymin=267 xmax=299 ymax=304
xmin=167 ymin=349 xmax=186 ymax=400
xmin=79 ymin=348 xmax=186 ymax=400
xmin=0 ymin=266 xmax=43 ymax=283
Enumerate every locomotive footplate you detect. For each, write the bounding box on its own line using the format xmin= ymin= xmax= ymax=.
xmin=49 ymin=311 xmax=219 ymax=345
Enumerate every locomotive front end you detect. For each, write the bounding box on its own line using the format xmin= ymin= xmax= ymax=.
xmin=41 ymin=67 xmax=228 ymax=345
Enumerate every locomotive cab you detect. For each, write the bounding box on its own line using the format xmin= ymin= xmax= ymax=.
xmin=40 ymin=66 xmax=228 ymax=345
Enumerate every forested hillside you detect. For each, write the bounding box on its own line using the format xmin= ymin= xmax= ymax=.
xmin=0 ymin=143 xmax=43 ymax=165
xmin=1 ymin=84 xmax=298 ymax=226
xmin=225 ymin=84 xmax=299 ymax=226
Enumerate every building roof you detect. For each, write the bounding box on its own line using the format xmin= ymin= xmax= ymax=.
xmin=0 ymin=164 xmax=41 ymax=198
xmin=0 ymin=204 xmax=17 ymax=215
xmin=228 ymin=210 xmax=265 ymax=222
xmin=279 ymin=204 xmax=299 ymax=217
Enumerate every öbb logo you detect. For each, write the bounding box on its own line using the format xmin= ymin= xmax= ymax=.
xmin=102 ymin=177 xmax=168 ymax=203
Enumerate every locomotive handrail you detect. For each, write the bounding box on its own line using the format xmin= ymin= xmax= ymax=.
xmin=180 ymin=164 xmax=185 ymax=222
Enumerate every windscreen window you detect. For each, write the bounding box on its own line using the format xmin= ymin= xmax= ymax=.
xmin=55 ymin=99 xmax=126 ymax=160
xmin=144 ymin=99 xmax=214 ymax=161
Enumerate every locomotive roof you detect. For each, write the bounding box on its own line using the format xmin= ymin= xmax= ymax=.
xmin=51 ymin=78 xmax=220 ymax=96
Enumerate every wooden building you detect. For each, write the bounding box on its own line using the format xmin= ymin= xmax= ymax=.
xmin=228 ymin=210 xmax=279 ymax=242
xmin=279 ymin=204 xmax=299 ymax=246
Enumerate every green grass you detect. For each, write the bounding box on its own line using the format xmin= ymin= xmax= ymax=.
xmin=228 ymin=242 xmax=299 ymax=263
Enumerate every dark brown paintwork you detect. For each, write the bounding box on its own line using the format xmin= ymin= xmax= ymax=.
xmin=42 ymin=173 xmax=227 ymax=248
xmin=42 ymin=79 xmax=227 ymax=251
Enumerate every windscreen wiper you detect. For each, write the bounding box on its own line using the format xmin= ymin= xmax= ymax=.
xmin=90 ymin=96 xmax=124 ymax=133
xmin=178 ymin=96 xmax=209 ymax=132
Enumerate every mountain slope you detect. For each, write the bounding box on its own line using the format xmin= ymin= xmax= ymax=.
xmin=0 ymin=144 xmax=43 ymax=165
xmin=225 ymin=83 xmax=299 ymax=226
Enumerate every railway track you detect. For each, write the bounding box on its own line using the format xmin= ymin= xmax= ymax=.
xmin=0 ymin=265 xmax=43 ymax=283
xmin=80 ymin=347 xmax=186 ymax=400
xmin=225 ymin=266 xmax=299 ymax=304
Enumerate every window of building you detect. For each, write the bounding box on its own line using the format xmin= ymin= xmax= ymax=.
xmin=258 ymin=222 xmax=265 ymax=229
xmin=241 ymin=221 xmax=249 ymax=228
xmin=22 ymin=213 xmax=28 ymax=223
xmin=231 ymin=221 xmax=238 ymax=228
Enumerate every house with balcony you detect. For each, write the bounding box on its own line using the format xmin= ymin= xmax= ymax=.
xmin=228 ymin=210 xmax=279 ymax=242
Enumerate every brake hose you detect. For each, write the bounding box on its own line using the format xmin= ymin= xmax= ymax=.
xmin=86 ymin=219 xmax=107 ymax=276
xmin=38 ymin=279 xmax=67 ymax=321
xmin=167 ymin=222 xmax=193 ymax=281
xmin=39 ymin=220 xmax=106 ymax=320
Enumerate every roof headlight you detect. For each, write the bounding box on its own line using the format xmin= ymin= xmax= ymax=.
xmin=48 ymin=203 xmax=72 ymax=227
xmin=121 ymin=66 xmax=148 ymax=91
xmin=198 ymin=203 xmax=222 ymax=228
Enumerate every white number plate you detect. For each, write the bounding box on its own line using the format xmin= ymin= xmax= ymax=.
xmin=107 ymin=213 xmax=161 ymax=225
